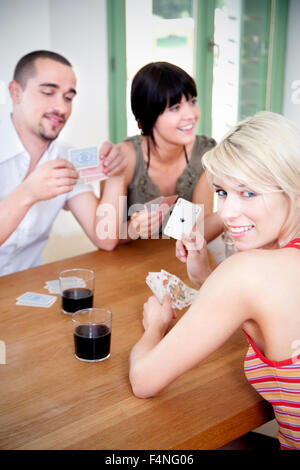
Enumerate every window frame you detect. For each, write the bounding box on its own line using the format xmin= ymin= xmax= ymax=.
xmin=106 ymin=0 xmax=289 ymax=142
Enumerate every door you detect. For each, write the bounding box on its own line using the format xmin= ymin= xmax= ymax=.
xmin=125 ymin=0 xmax=208 ymax=136
xmin=212 ymin=0 xmax=289 ymax=140
xmin=107 ymin=0 xmax=289 ymax=143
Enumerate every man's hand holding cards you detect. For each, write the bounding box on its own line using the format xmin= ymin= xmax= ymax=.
xmin=69 ymin=146 xmax=108 ymax=183
xmin=146 ymin=269 xmax=197 ymax=310
xmin=69 ymin=142 xmax=127 ymax=182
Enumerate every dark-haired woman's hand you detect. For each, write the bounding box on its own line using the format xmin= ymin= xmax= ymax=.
xmin=128 ymin=205 xmax=169 ymax=240
xmin=99 ymin=141 xmax=128 ymax=177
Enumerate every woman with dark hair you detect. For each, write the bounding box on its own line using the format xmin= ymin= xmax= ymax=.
xmin=97 ymin=62 xmax=223 ymax=249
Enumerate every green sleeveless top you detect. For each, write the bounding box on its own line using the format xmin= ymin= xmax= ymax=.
xmin=125 ymin=134 xmax=216 ymax=214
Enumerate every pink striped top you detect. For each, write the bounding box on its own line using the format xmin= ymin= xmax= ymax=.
xmin=243 ymin=239 xmax=300 ymax=450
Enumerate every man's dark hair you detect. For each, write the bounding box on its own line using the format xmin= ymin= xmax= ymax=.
xmin=131 ymin=61 xmax=197 ymax=144
xmin=13 ymin=50 xmax=72 ymax=88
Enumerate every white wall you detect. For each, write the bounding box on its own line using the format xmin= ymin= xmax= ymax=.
xmin=0 ymin=0 xmax=108 ymax=146
xmin=0 ymin=0 xmax=51 ymax=113
xmin=0 ymin=0 xmax=109 ymax=241
xmin=283 ymin=0 xmax=300 ymax=128
xmin=49 ymin=0 xmax=109 ymax=146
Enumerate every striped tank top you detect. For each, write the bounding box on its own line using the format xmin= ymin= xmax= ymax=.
xmin=243 ymin=238 xmax=300 ymax=450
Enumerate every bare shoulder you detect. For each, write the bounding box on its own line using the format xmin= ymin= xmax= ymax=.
xmin=118 ymin=140 xmax=137 ymax=186
xmin=215 ymin=246 xmax=299 ymax=274
xmin=209 ymin=247 xmax=300 ymax=298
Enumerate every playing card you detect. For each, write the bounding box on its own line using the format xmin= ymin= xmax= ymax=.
xmin=16 ymin=292 xmax=57 ymax=308
xmin=146 ymin=270 xmax=197 ymax=310
xmin=158 ymin=195 xmax=178 ymax=210
xmin=163 ymin=198 xmax=202 ymax=240
xmin=44 ymin=280 xmax=60 ymax=294
xmin=161 ymin=270 xmax=197 ymax=309
xmin=165 ymin=274 xmax=196 ymax=309
xmin=144 ymin=197 xmax=163 ymax=213
xmin=44 ymin=277 xmax=86 ymax=294
xmin=79 ymin=160 xmax=106 ymax=177
xmin=58 ymin=276 xmax=86 ymax=294
xmin=144 ymin=195 xmax=178 ymax=213
xmin=146 ymin=273 xmax=164 ymax=303
xmin=83 ymin=173 xmax=108 ymax=183
xmin=16 ymin=299 xmax=57 ymax=308
xmin=69 ymin=146 xmax=98 ymax=170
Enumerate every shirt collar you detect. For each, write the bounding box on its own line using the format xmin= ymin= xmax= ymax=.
xmin=0 ymin=113 xmax=58 ymax=163
xmin=0 ymin=114 xmax=26 ymax=163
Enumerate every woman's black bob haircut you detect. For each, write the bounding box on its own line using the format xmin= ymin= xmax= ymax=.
xmin=131 ymin=62 xmax=197 ymax=143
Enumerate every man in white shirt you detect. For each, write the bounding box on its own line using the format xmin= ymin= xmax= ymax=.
xmin=0 ymin=50 xmax=127 ymax=276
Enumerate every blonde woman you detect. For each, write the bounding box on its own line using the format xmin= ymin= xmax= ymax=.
xmin=129 ymin=111 xmax=300 ymax=450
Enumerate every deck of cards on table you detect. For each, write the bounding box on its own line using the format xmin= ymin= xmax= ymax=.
xmin=16 ymin=292 xmax=57 ymax=308
xmin=16 ymin=276 xmax=87 ymax=308
xmin=146 ymin=269 xmax=197 ymax=310
xmin=68 ymin=146 xmax=108 ymax=183
xmin=163 ymin=198 xmax=203 ymax=240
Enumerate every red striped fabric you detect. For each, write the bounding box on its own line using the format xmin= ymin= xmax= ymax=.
xmin=242 ymin=238 xmax=300 ymax=450
xmin=243 ymin=331 xmax=300 ymax=450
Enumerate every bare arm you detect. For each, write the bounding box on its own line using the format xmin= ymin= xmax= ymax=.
xmin=94 ymin=141 xmax=134 ymax=249
xmin=0 ymin=185 xmax=34 ymax=246
xmin=129 ymin=253 xmax=252 ymax=398
xmin=192 ymin=172 xmax=224 ymax=242
xmin=0 ymin=159 xmax=78 ymax=246
xmin=192 ymin=171 xmax=214 ymax=214
xmin=68 ymin=141 xmax=136 ymax=250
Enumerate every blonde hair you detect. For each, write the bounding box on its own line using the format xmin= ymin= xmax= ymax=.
xmin=202 ymin=111 xmax=300 ymax=242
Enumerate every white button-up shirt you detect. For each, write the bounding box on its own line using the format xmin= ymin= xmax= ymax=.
xmin=0 ymin=115 xmax=94 ymax=276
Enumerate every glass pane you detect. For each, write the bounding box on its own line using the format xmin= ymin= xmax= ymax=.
xmin=211 ymin=0 xmax=271 ymax=142
xmin=126 ymin=0 xmax=196 ymax=135
xmin=239 ymin=0 xmax=270 ymax=120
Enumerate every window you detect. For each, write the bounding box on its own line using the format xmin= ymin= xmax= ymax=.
xmin=107 ymin=0 xmax=289 ymax=143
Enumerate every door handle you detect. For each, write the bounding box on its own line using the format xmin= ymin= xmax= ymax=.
xmin=209 ymin=38 xmax=220 ymax=60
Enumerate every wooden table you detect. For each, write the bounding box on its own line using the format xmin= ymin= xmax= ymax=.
xmin=0 ymin=238 xmax=274 ymax=450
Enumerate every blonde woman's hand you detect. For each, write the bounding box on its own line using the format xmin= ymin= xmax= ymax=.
xmin=176 ymin=228 xmax=212 ymax=287
xmin=142 ymin=295 xmax=175 ymax=335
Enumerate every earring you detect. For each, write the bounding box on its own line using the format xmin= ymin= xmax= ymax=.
xmin=137 ymin=121 xmax=144 ymax=135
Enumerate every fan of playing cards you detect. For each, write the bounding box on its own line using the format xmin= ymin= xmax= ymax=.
xmin=69 ymin=146 xmax=108 ymax=183
xmin=146 ymin=269 xmax=197 ymax=310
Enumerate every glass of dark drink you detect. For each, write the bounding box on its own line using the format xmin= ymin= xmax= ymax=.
xmin=72 ymin=308 xmax=112 ymax=362
xmin=59 ymin=269 xmax=95 ymax=315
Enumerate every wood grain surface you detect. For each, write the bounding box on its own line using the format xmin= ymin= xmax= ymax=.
xmin=0 ymin=238 xmax=273 ymax=449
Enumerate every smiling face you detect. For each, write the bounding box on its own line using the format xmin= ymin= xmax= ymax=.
xmin=11 ymin=57 xmax=77 ymax=142
xmin=213 ymin=176 xmax=291 ymax=250
xmin=153 ymin=95 xmax=200 ymax=147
